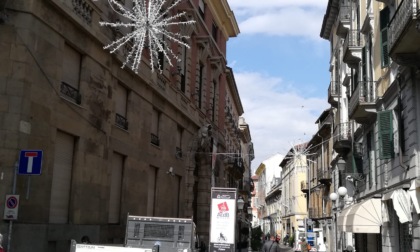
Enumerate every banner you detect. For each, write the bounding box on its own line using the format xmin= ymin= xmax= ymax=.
xmin=209 ymin=188 xmax=237 ymax=252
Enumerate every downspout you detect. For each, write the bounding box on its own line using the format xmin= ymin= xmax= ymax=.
xmin=397 ymin=74 xmax=409 ymax=170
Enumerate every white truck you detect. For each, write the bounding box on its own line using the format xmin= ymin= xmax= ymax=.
xmin=71 ymin=215 xmax=200 ymax=252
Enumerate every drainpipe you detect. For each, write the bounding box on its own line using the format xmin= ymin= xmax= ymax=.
xmin=397 ymin=74 xmax=409 ymax=170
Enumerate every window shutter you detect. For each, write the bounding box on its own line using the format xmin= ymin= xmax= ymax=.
xmin=115 ymin=84 xmax=127 ymax=116
xmin=380 ymin=7 xmax=390 ymax=68
xmin=109 ymin=152 xmax=124 ymax=223
xmin=50 ymin=131 xmax=75 ymax=223
xmin=378 ymin=110 xmax=394 ymax=159
xmin=152 ymin=109 xmax=159 ymax=135
xmin=63 ymin=44 xmax=81 ymax=88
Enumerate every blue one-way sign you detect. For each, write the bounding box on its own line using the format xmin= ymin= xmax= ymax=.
xmin=18 ymin=150 xmax=43 ymax=175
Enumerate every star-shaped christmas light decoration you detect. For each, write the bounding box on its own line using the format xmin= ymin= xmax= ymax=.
xmin=100 ymin=0 xmax=195 ymax=73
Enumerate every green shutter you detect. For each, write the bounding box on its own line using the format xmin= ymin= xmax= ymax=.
xmin=380 ymin=7 xmax=390 ymax=67
xmin=378 ymin=110 xmax=394 ymax=159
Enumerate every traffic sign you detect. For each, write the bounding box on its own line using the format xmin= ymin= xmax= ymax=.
xmin=18 ymin=150 xmax=43 ymax=175
xmin=3 ymin=195 xmax=19 ymax=220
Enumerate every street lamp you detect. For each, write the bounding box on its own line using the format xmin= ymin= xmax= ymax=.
xmin=247 ymin=207 xmax=253 ymax=252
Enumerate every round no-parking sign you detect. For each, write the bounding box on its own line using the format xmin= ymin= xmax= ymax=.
xmin=3 ymin=195 xmax=19 ymax=220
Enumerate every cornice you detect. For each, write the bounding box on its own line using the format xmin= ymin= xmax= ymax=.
xmin=205 ymin=0 xmax=240 ymax=39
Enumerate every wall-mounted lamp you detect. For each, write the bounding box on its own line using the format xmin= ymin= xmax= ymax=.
xmin=237 ymin=198 xmax=245 ymax=210
xmin=166 ymin=167 xmax=175 ymax=176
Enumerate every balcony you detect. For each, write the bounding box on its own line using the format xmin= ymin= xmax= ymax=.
xmin=60 ymin=82 xmax=81 ymax=104
xmin=115 ymin=113 xmax=128 ymax=130
xmin=349 ymin=81 xmax=376 ymax=124
xmin=336 ymin=6 xmax=351 ymax=37
xmin=225 ymin=157 xmax=245 ymax=180
xmin=388 ymin=0 xmax=420 ymax=66
xmin=301 ymin=181 xmax=309 ymax=193
xmin=317 ymin=170 xmax=332 ymax=185
xmin=328 ymin=81 xmax=340 ymax=107
xmin=343 ymin=30 xmax=365 ymax=68
xmin=308 ymin=207 xmax=322 ymax=219
xmin=333 ymin=122 xmax=352 ymax=155
xmin=151 ymin=133 xmax=160 ymax=146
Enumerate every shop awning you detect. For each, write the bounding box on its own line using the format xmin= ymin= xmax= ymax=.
xmin=337 ymin=198 xmax=382 ymax=233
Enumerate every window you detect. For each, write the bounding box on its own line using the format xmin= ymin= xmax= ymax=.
xmin=61 ymin=44 xmax=82 ymax=104
xmin=378 ymin=110 xmax=394 ymax=159
xmin=211 ymin=80 xmax=217 ymax=121
xmin=157 ymin=40 xmax=165 ymax=71
xmin=198 ymin=0 xmax=205 ymax=18
xmin=198 ymin=64 xmax=204 ymax=109
xmin=109 ymin=152 xmax=124 ymax=223
xmin=151 ymin=109 xmax=160 ymax=146
xmin=380 ymin=7 xmax=390 ymax=68
xmin=50 ymin=131 xmax=75 ymax=223
xmin=176 ymin=126 xmax=183 ymax=158
xmin=115 ymin=84 xmax=128 ymax=130
xmin=212 ymin=22 xmax=218 ymax=42
xmin=180 ymin=44 xmax=187 ymax=92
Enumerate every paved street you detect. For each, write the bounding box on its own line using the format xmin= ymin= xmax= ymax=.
xmin=279 ymin=244 xmax=294 ymax=252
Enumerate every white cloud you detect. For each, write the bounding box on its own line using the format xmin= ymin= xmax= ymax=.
xmin=228 ymin=0 xmax=328 ymax=9
xmin=228 ymin=0 xmax=328 ymax=40
xmin=238 ymin=7 xmax=325 ymax=40
xmin=234 ymin=71 xmax=329 ymax=171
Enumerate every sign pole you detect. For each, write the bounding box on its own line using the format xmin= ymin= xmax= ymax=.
xmin=7 ymin=161 xmax=17 ymax=252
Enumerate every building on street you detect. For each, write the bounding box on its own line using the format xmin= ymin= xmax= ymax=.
xmin=0 ymin=0 xmax=254 ymax=251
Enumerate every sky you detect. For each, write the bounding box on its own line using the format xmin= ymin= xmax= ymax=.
xmin=226 ymin=0 xmax=331 ymax=172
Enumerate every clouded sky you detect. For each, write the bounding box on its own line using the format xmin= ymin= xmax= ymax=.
xmin=226 ymin=0 xmax=330 ymax=172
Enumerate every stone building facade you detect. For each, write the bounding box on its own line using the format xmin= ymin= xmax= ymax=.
xmin=320 ymin=0 xmax=420 ymax=251
xmin=0 ymin=0 xmax=253 ymax=251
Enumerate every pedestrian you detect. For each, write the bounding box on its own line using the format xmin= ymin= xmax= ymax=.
xmin=81 ymin=235 xmax=91 ymax=244
xmin=300 ymin=237 xmax=310 ymax=252
xmin=262 ymin=235 xmax=280 ymax=252
xmin=283 ymin=233 xmax=289 ymax=246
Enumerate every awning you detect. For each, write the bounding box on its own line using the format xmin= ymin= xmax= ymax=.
xmin=337 ymin=198 xmax=382 ymax=233
xmin=409 ymin=179 xmax=420 ymax=214
xmin=382 ymin=188 xmax=412 ymax=223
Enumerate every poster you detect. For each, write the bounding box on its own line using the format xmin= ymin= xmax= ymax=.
xmin=209 ymin=188 xmax=237 ymax=252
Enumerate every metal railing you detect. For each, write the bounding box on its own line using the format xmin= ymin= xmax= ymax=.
xmin=349 ymin=81 xmax=376 ymax=115
xmin=333 ymin=122 xmax=352 ymax=143
xmin=151 ymin=133 xmax=160 ymax=146
xmin=343 ymin=30 xmax=365 ymax=52
xmin=388 ymin=0 xmax=419 ymax=51
xmin=317 ymin=170 xmax=331 ymax=181
xmin=328 ymin=81 xmax=340 ymax=97
xmin=115 ymin=113 xmax=128 ymax=130
xmin=60 ymin=82 xmax=81 ymax=104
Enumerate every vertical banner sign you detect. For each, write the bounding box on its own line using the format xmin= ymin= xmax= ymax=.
xmin=4 ymin=194 xmax=19 ymax=220
xmin=209 ymin=187 xmax=237 ymax=252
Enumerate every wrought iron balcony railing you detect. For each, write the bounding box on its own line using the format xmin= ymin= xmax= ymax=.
xmin=60 ymin=82 xmax=81 ymax=104
xmin=328 ymin=81 xmax=340 ymax=107
xmin=151 ymin=133 xmax=160 ymax=146
xmin=349 ymin=81 xmax=376 ymax=123
xmin=115 ymin=113 xmax=128 ymax=130
xmin=343 ymin=30 xmax=365 ymax=67
xmin=388 ymin=0 xmax=419 ymax=57
xmin=333 ymin=122 xmax=352 ymax=154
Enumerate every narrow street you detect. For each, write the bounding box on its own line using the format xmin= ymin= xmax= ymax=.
xmin=278 ymin=244 xmax=294 ymax=252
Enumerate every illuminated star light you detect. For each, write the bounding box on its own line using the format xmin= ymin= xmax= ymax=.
xmin=100 ymin=0 xmax=195 ymax=73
